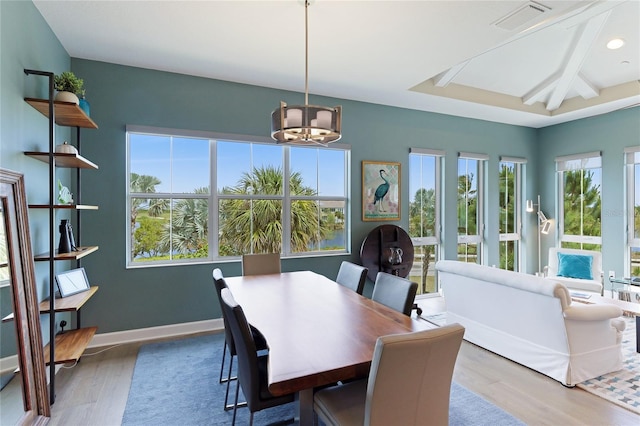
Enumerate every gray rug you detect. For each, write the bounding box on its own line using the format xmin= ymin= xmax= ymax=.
xmin=122 ymin=332 xmax=524 ymax=425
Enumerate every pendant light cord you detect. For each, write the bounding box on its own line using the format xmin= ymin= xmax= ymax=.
xmin=304 ymin=0 xmax=309 ymax=106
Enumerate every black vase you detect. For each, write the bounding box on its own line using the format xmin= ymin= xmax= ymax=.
xmin=58 ymin=219 xmax=72 ymax=254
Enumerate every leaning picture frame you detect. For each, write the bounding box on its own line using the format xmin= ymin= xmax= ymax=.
xmin=362 ymin=160 xmax=401 ymax=221
xmin=55 ymin=267 xmax=90 ymax=297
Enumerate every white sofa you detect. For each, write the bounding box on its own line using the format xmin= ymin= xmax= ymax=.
xmin=544 ymin=247 xmax=603 ymax=295
xmin=436 ymin=260 xmax=625 ymax=386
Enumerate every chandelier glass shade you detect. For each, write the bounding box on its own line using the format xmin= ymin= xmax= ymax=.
xmin=271 ymin=102 xmax=342 ymax=145
xmin=270 ymin=1 xmax=342 ymax=146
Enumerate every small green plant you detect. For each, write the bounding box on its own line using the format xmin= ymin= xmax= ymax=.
xmin=54 ymin=71 xmax=84 ymax=94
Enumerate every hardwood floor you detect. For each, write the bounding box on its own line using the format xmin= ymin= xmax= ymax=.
xmin=46 ymin=297 xmax=639 ymax=425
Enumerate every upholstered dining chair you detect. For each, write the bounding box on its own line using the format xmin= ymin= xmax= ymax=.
xmin=241 ymin=253 xmax=281 ymax=276
xmin=212 ymin=269 xmax=267 ymax=411
xmin=314 ymin=324 xmax=465 ymax=426
xmin=371 ymin=272 xmax=418 ymax=316
xmin=220 ymin=288 xmax=295 ymax=426
xmin=335 ymin=261 xmax=368 ymax=295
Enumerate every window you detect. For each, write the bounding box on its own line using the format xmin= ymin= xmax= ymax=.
xmin=127 ymin=127 xmax=349 ymax=266
xmin=457 ymin=152 xmax=487 ymax=264
xmin=409 ymin=148 xmax=444 ymax=294
xmin=556 ymin=151 xmax=602 ymax=250
xmin=498 ymin=157 xmax=525 ymax=271
xmin=626 ymin=147 xmax=640 ymax=277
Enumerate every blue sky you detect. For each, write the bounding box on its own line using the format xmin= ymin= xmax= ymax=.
xmin=130 ymin=134 xmax=345 ymax=196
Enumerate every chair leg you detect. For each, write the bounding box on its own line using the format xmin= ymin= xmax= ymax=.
xmin=232 ymin=379 xmax=240 ymax=426
xmin=219 ymin=341 xmax=228 ymax=383
xmin=220 ymin=342 xmax=239 ymax=384
xmin=249 ymin=412 xmax=254 ymax=426
xmin=225 ymin=355 xmax=247 ymax=411
xmin=224 ymin=355 xmax=234 ymax=410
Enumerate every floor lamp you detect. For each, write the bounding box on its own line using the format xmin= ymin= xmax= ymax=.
xmin=527 ymin=195 xmax=551 ymax=274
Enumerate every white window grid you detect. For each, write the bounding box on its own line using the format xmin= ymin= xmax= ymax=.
xmin=126 ymin=126 xmax=350 ymax=268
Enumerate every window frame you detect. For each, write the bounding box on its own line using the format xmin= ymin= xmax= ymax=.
xmin=408 ymin=148 xmax=444 ymax=294
xmin=625 ymin=146 xmax=640 ymax=277
xmin=556 ymin=151 xmax=602 ymax=249
xmin=126 ymin=126 xmax=351 ymax=268
xmin=498 ymin=156 xmax=525 ymax=272
xmin=457 ymin=152 xmax=488 ymax=264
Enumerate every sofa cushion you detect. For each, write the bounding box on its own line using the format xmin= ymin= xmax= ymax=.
xmin=557 ymin=253 xmax=593 ymax=280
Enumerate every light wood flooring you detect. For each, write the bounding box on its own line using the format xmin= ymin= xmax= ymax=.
xmin=44 ymin=296 xmax=639 ymax=425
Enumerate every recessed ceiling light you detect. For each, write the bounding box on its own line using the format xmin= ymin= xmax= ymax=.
xmin=607 ymin=38 xmax=625 ymax=49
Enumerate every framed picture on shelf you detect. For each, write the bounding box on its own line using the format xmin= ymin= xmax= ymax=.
xmin=362 ymin=160 xmax=401 ymax=221
xmin=55 ymin=267 xmax=90 ymax=297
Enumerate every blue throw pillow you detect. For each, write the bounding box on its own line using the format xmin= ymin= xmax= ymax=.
xmin=557 ymin=253 xmax=593 ymax=280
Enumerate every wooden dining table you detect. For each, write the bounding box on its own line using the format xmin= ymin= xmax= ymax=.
xmin=225 ymin=270 xmax=436 ymax=425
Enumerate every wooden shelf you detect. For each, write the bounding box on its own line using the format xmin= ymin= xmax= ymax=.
xmin=29 ymin=204 xmax=99 ymax=210
xmin=24 ymin=151 xmax=99 ymax=169
xmin=40 ymin=286 xmax=99 ymax=313
xmin=3 ymin=287 xmax=99 ymax=322
xmin=43 ymin=327 xmax=98 ymax=365
xmin=25 ymin=98 xmax=98 ymax=129
xmin=34 ymin=246 xmax=99 ymax=261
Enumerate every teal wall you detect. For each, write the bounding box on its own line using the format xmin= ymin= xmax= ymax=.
xmin=1 ymin=1 xmax=636 ymax=335
xmin=1 ymin=0 xmax=74 ymax=346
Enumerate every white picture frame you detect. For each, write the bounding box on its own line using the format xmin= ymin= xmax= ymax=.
xmin=55 ymin=267 xmax=90 ymax=297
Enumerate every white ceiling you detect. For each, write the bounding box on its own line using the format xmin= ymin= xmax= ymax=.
xmin=33 ymin=0 xmax=640 ymax=128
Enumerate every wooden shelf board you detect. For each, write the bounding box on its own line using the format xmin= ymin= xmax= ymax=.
xmin=25 ymin=98 xmax=98 ymax=129
xmin=34 ymin=246 xmax=99 ymax=261
xmin=40 ymin=286 xmax=99 ymax=313
xmin=24 ymin=151 xmax=99 ymax=169
xmin=43 ymin=326 xmax=98 ymax=365
xmin=3 ymin=286 xmax=99 ymax=322
xmin=29 ymin=204 xmax=99 ymax=210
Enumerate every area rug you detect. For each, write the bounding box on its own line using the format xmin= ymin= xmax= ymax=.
xmin=423 ymin=313 xmax=640 ymax=415
xmin=576 ymin=316 xmax=640 ymax=415
xmin=122 ymin=331 xmax=524 ymax=425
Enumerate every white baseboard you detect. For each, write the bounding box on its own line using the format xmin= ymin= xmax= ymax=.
xmin=88 ymin=318 xmax=225 ymax=348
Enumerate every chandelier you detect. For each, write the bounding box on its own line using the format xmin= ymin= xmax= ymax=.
xmin=271 ymin=1 xmax=342 ymax=146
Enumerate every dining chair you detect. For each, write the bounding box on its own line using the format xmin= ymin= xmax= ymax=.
xmin=371 ymin=271 xmax=418 ymax=316
xmin=314 ymin=323 xmax=465 ymax=426
xmin=220 ymin=288 xmax=295 ymax=426
xmin=241 ymin=253 xmax=281 ymax=276
xmin=212 ymin=269 xmax=267 ymax=411
xmin=335 ymin=261 xmax=368 ymax=295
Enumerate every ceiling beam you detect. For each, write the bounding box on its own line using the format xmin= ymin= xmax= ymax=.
xmin=433 ymin=61 xmax=470 ymax=88
xmin=574 ymin=74 xmax=600 ymax=99
xmin=545 ymin=11 xmax=610 ymax=111
xmin=523 ymin=72 xmax=560 ymax=105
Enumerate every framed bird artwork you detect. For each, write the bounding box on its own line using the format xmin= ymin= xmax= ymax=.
xmin=362 ymin=160 xmax=400 ymax=221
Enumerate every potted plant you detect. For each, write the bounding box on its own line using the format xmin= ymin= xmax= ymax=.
xmin=54 ymin=71 xmax=84 ymax=104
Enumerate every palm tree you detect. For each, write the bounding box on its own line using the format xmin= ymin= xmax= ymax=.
xmin=499 ymin=164 xmax=516 ymax=270
xmin=457 ymin=172 xmax=478 ymax=262
xmin=457 ymin=173 xmax=477 ymax=235
xmin=409 ymin=187 xmax=436 ymax=293
xmin=161 ymin=187 xmax=209 ymax=258
xmin=130 ymin=173 xmax=168 ymax=258
xmin=130 ymin=174 xmax=169 ymax=222
xmin=563 ymin=169 xmax=601 ymax=242
xmin=219 ymin=166 xmax=329 ymax=255
xmin=409 ymin=188 xmax=436 ymax=238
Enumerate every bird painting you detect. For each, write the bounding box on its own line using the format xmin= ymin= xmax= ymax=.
xmin=362 ymin=161 xmax=399 ymax=221
xmin=374 ymin=169 xmax=390 ymax=212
